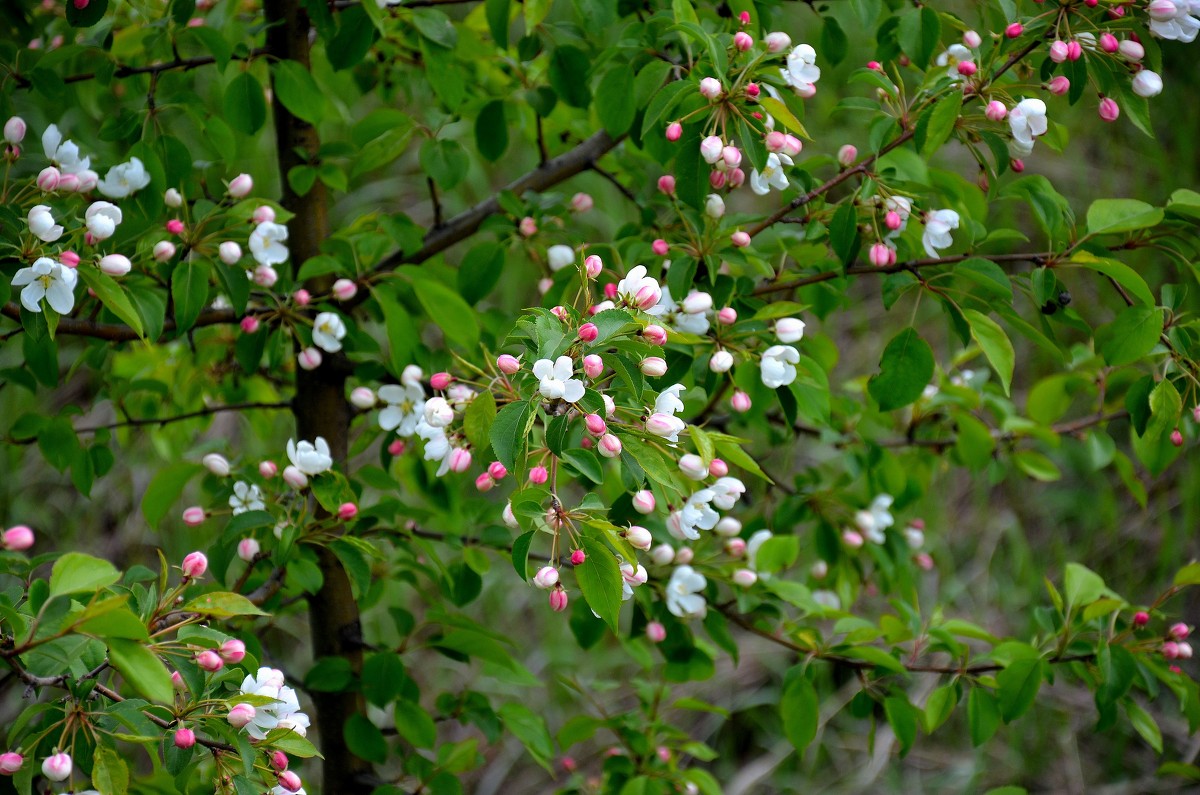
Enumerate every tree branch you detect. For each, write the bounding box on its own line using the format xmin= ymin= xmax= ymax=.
xmin=10 ymin=50 xmax=268 ymax=90
xmin=72 ymin=401 xmax=292 ymax=434
xmin=0 ymin=302 xmax=242 ymax=342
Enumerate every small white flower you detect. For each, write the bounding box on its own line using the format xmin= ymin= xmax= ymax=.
xmin=705 ymin=193 xmax=725 ymax=219
xmin=935 ymin=43 xmax=973 ymax=66
xmin=775 ymin=317 xmax=806 ymax=343
xmin=422 ymin=396 xmax=454 ymax=427
xmin=287 ymin=437 xmax=333 ymax=475
xmin=378 ymin=382 xmax=425 ymax=436
xmin=1148 ymin=0 xmax=1200 ymax=41
xmin=532 ymin=356 xmax=585 ymax=402
xmin=666 ymin=565 xmax=708 ymax=618
xmin=749 ymin=152 xmax=793 ymax=196
xmin=646 ymin=286 xmax=709 ymax=335
xmin=249 ymin=221 xmax=289 ymax=266
xmin=616 ymin=265 xmax=662 ymax=310
xmin=229 ymin=481 xmax=265 ymax=515
xmin=710 ymin=477 xmax=746 ymax=511
xmin=1132 ymin=70 xmax=1164 ymax=98
xmin=85 ymin=201 xmax=123 ymax=241
xmin=26 ymin=204 xmax=63 ymax=242
xmin=42 ymin=124 xmax=90 ymax=174
xmin=854 ymin=494 xmax=894 ymax=544
xmin=668 ymin=489 xmax=719 ymax=539
xmin=547 ymin=245 xmax=575 ymax=271
xmin=781 ymin=44 xmax=820 ymax=93
xmin=96 ymin=157 xmax=151 ymax=198
xmin=12 ymin=257 xmax=77 ymax=314
xmin=922 ymin=209 xmax=960 ymax=258
xmin=312 ymin=311 xmax=346 ymax=353
xmin=760 ymin=345 xmax=799 ymax=389
xmin=1008 ymin=98 xmax=1048 ymax=153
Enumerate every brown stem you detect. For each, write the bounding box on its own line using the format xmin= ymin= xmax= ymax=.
xmin=263 ymin=0 xmax=372 ymax=790
xmin=0 ymin=302 xmax=243 ymax=342
xmin=72 ymin=401 xmax=292 ymax=434
xmin=9 ymin=50 xmax=268 ymax=90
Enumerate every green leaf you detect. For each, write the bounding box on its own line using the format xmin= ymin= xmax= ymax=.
xmin=393 ymin=699 xmax=438 ymax=748
xmin=66 ymin=0 xmax=108 ymax=26
xmin=50 ymin=552 xmax=120 ymax=597
xmin=1067 ymin=253 xmax=1154 ymax=306
xmin=1064 ymin=562 xmax=1107 ymax=609
xmin=511 ymin=530 xmax=535 ymax=579
xmin=499 ymin=703 xmax=554 ymax=771
xmin=548 ymin=46 xmax=592 ymax=109
xmin=272 ymin=60 xmax=324 ymax=124
xmin=79 ymin=606 xmax=149 ymax=641
xmin=524 ymin=0 xmax=553 ymax=30
xmin=362 ymin=652 xmax=407 ymax=707
xmin=419 ymin=138 xmax=468 ymax=190
xmin=575 ymin=536 xmax=623 ymax=631
xmin=829 ymin=202 xmax=860 ymax=267
xmin=596 ymin=67 xmax=635 ymax=137
xmin=457 ymin=242 xmax=505 ymax=305
xmin=1012 ymin=450 xmax=1061 ymax=482
xmin=182 ymin=592 xmax=269 ymax=617
xmin=924 ymin=684 xmax=958 ymax=733
xmin=463 ymin=390 xmax=497 ymax=452
xmin=91 ymin=746 xmax=130 ymax=795
xmin=343 ymin=713 xmax=389 ymax=764
xmin=171 ymin=259 xmax=211 ymax=333
xmin=224 ymin=71 xmax=267 ymax=136
xmin=410 ymin=273 xmax=479 ymax=349
xmin=868 ymin=327 xmax=935 ymax=411
xmin=562 ymin=448 xmax=603 ymax=484
xmin=108 ymin=637 xmax=174 ymax=704
xmin=996 ymin=658 xmax=1044 ymax=723
xmin=490 ymin=400 xmax=533 ymax=471
xmin=262 ymin=728 xmax=322 ymax=758
xmin=884 ymin=696 xmax=918 ymax=757
xmin=918 ymin=91 xmax=962 ymax=156
xmin=485 ymin=0 xmax=510 ymax=47
xmin=413 ymin=8 xmax=458 ymax=48
xmin=780 ymin=667 xmax=818 ymax=755
xmin=76 ymin=269 xmax=145 ymax=339
xmin=1096 ymin=306 xmax=1164 ymax=367
xmin=1086 ymin=198 xmax=1163 ymax=236
xmin=475 ymin=100 xmax=508 ymax=162
xmin=1127 ymin=700 xmax=1163 ymax=753
xmin=967 ymin=687 xmax=1001 ymax=746
xmin=963 ymin=309 xmax=1015 ymax=395
xmin=141 ymin=462 xmax=199 ymax=527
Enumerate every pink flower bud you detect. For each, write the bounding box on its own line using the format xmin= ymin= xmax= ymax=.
xmin=259 ymin=460 xmax=278 ymax=478
xmin=570 ymin=548 xmax=586 ymax=565
xmin=678 ymin=453 xmax=707 ymax=480
xmin=253 ymin=205 xmax=275 ymax=223
xmin=603 ymin=282 xmax=618 ymax=300
xmin=2 ymin=525 xmax=34 ymax=551
xmin=698 ymin=77 xmax=723 ymax=99
xmin=153 ymin=240 xmax=177 ymax=262
xmin=549 ymin=587 xmax=568 ymax=612
xmin=282 ymin=465 xmax=309 ymax=489
xmin=173 ymin=728 xmax=195 ymax=749
xmin=99 ymin=254 xmax=132 ymax=277
xmin=181 ymin=551 xmax=208 ymax=578
xmin=278 ymin=771 xmax=303 ymax=793
xmin=709 ymin=458 xmax=729 ymax=477
xmin=765 ymin=31 xmax=791 ymax=52
xmin=36 ymin=166 xmax=60 ymax=191
xmin=733 ymin=568 xmax=758 ymax=587
xmin=583 ymin=354 xmax=604 ymax=378
xmin=1010 ymin=158 xmax=1025 ymax=172
xmin=448 ymin=448 xmax=472 ymax=472
xmin=1171 ymin=428 xmax=1184 ymax=447
xmin=598 ymin=433 xmax=623 ymax=458
xmin=728 ymin=167 xmax=746 ymax=188
xmin=3 ymin=117 xmax=25 ymax=145
xmin=721 ymin=145 xmax=742 ymax=169
xmin=656 ymin=174 xmax=677 ymax=196
xmin=228 ymin=703 xmax=256 ymax=728
xmin=1066 ymin=41 xmax=1082 ymax=61
xmin=429 ymin=372 xmax=451 ymax=391
xmin=59 ymin=250 xmax=80 ymax=268
xmin=781 ymin=134 xmax=803 ymax=157
xmin=1133 ymin=611 xmax=1150 ymax=627
xmin=1170 ymin=622 xmax=1190 ymax=640
xmin=228 ymin=173 xmax=253 ymax=198
xmin=837 ymin=144 xmax=858 ymax=166
xmin=271 ymin=751 xmax=289 ymax=771
xmin=571 ymin=192 xmax=594 ymax=212
xmin=626 ymin=525 xmax=652 ymax=549
xmin=651 ymin=238 xmax=670 ymax=257
xmin=709 ymin=170 xmax=726 ymax=190
xmin=731 ymin=390 xmax=751 ymax=413
xmin=725 ymin=538 xmax=746 ymax=557
xmin=578 ymin=322 xmax=599 ymax=342
xmin=1098 ymin=97 xmax=1120 ymax=122
xmin=640 ymin=356 xmax=668 ymax=377
xmin=632 ymin=490 xmax=655 ymax=514
xmin=585 ymin=414 xmax=607 ymax=436
xmin=646 ymin=622 xmax=666 ymax=643
xmin=334 ymin=502 xmax=357 ymax=521
xmin=534 ymin=565 xmax=559 ymax=588
xmin=584 ymin=254 xmax=603 ymax=278
xmin=519 ymin=216 xmax=537 ymax=237
xmin=1098 ymin=33 xmax=1119 ymax=53
xmin=293 ymin=289 xmax=311 ymax=306
xmin=843 ymin=529 xmax=864 ymax=548
xmin=1179 ymin=642 xmax=1194 ymax=659
xmin=298 ymin=347 xmax=322 ymax=371
xmin=717 ymin=307 xmax=737 ymax=325
xmin=984 ymin=100 xmax=1008 ymax=121
xmin=387 ymin=440 xmax=406 ymax=456
xmin=709 ymin=350 xmax=733 ymax=373
xmin=764 ymin=131 xmax=787 ymax=153
xmin=349 ymin=386 xmax=375 ymax=409
xmin=650 ymin=544 xmax=674 ymax=565
xmin=1164 ymin=640 xmax=1181 ymax=659
xmin=963 ymin=30 xmax=981 ymax=48
xmin=497 ymin=354 xmax=521 ymax=374
xmin=675 ymin=547 xmax=694 ymax=565
xmin=475 ymin=473 xmax=495 ymax=492
xmin=1047 ymin=76 xmax=1070 ymax=95
xmin=643 ymin=324 xmax=668 ymax=346
xmin=869 ymin=242 xmax=895 ymax=267
xmin=196 ymin=650 xmax=224 ymax=672
xmin=183 ymin=507 xmax=207 ymax=527
xmin=1119 ymin=39 xmax=1145 ymax=60
xmin=41 ymin=753 xmax=72 ymax=782
xmin=700 ymin=135 xmax=724 ymax=164
xmin=867 ymin=60 xmax=882 ymax=71
xmin=238 ymin=316 xmax=260 ymax=334
xmin=1005 ymin=22 xmax=1023 ymax=38
xmin=488 ymin=461 xmax=508 ymax=480
xmin=745 ymin=83 xmax=759 ymax=98
xmin=332 ymin=278 xmax=358 ymax=301
xmin=665 ymin=122 xmax=682 ymax=142
xmin=528 ymin=466 xmax=549 ymax=485
xmin=733 ymin=31 xmax=753 ymax=51
xmin=0 ymin=752 xmax=24 ymax=774
xmin=57 ymin=172 xmax=79 ymax=192
xmin=956 ymin=60 xmax=977 ymax=76
xmin=738 ymin=10 xmax=750 ymax=24
xmin=731 ymin=231 xmax=751 ymax=248
xmin=219 ymin=639 xmax=247 ymax=663
xmin=551 ymin=305 xmax=569 ymax=321
xmin=1049 ymin=40 xmax=1069 ymax=62
xmin=166 ymin=219 xmax=185 ymax=235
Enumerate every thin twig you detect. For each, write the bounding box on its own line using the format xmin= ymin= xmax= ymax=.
xmin=72 ymin=401 xmax=292 ymax=435
xmin=591 ymin=164 xmax=638 ymax=205
xmin=10 ymin=49 xmax=268 ymax=90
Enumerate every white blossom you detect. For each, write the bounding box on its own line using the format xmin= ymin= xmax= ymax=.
xmin=781 ymin=44 xmax=821 ymax=93
xmin=85 ymin=201 xmax=123 ymax=241
xmin=615 ymin=265 xmax=662 ymax=310
xmin=378 ymin=382 xmax=425 ymax=435
xmin=287 ymin=437 xmax=332 ymax=476
xmin=646 ymin=286 xmax=709 ymax=335
xmin=42 ymin=124 xmax=90 ymax=174
xmin=1148 ymin=0 xmax=1200 ymax=41
xmin=237 ymin=667 xmax=311 ymax=741
xmin=26 ymin=204 xmax=63 ymax=242
xmin=760 ymin=345 xmax=799 ymax=389
xmin=96 ymin=157 xmax=151 ymax=198
xmin=312 ymin=312 xmax=346 ymax=353
xmin=749 ymin=152 xmax=793 ymax=195
xmin=12 ymin=257 xmax=77 ymax=315
xmin=854 ymin=494 xmax=895 ymax=544
xmin=532 ymin=356 xmax=585 ymax=402
xmin=922 ymin=209 xmax=960 ymax=258
xmin=1008 ymin=98 xmax=1047 ymax=156
xmin=249 ymin=221 xmax=289 ymax=266
xmin=229 ymin=481 xmax=265 ymax=515
xmin=547 ymin=245 xmax=575 ymax=271
xmin=666 ymin=565 xmax=708 ymax=618
xmin=935 ymin=43 xmax=973 ymax=66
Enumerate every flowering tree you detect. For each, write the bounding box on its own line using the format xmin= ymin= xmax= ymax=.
xmin=2 ymin=0 xmax=1200 ymax=792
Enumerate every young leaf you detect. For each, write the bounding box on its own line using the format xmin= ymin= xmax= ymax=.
xmin=868 ymin=327 xmax=935 ymax=411
xmin=575 ymin=536 xmax=622 ymax=631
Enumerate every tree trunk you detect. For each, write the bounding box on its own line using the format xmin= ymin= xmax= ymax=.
xmin=262 ymin=0 xmax=374 ymax=790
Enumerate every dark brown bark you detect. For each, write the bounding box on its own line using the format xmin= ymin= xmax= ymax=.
xmin=263 ymin=0 xmax=374 ymax=790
